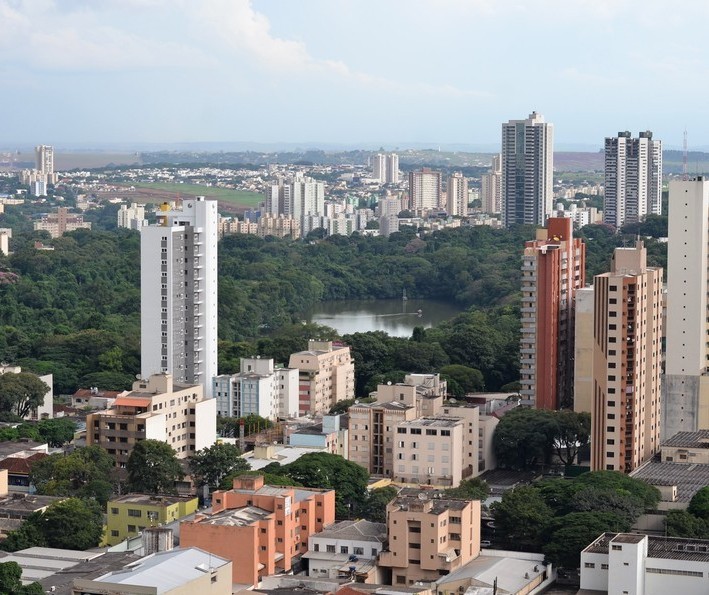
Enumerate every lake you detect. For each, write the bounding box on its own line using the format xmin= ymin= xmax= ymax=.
xmin=305 ymin=298 xmax=466 ymax=338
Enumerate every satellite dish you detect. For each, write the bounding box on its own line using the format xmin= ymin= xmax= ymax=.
xmin=418 ymin=493 xmax=427 ymax=501
xmin=449 ymin=398 xmax=457 ymax=404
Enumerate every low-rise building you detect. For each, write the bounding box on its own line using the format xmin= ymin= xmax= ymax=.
xmin=71 ymin=547 xmax=232 ymax=595
xmin=379 ymin=493 xmax=481 ymax=585
xmin=86 ymin=373 xmax=216 ymax=468
xmin=581 ymin=532 xmax=709 ymax=595
xmin=106 ymin=494 xmax=199 ymax=546
xmin=180 ymin=474 xmax=336 ymax=587
xmin=306 ymin=519 xmax=387 ymax=582
xmin=33 ymin=207 xmax=91 ymax=238
xmin=287 ymin=414 xmax=349 ymax=457
xmin=288 ymin=341 xmax=355 ymax=416
xmin=213 ymin=357 xmax=298 ymax=420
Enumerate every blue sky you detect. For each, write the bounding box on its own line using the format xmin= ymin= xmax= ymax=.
xmin=0 ymin=0 xmax=705 ymax=149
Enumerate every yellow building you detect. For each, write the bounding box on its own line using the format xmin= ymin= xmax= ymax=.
xmin=106 ymin=494 xmax=198 ymax=546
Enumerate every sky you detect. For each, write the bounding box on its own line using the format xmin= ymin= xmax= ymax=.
xmin=0 ymin=0 xmax=707 ymax=150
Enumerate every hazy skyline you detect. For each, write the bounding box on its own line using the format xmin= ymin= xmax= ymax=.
xmin=1 ymin=0 xmax=706 ymax=150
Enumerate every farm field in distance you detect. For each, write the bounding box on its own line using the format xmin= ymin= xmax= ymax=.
xmin=97 ymin=182 xmax=263 ymax=213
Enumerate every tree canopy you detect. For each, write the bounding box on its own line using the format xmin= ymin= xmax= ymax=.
xmin=0 ymin=373 xmax=49 ymax=419
xmin=127 ymin=440 xmax=184 ymax=495
xmin=263 ymin=452 xmax=369 ymax=519
xmin=0 ymin=561 xmax=44 ymax=594
xmin=30 ymin=445 xmax=115 ymax=505
xmin=189 ymin=442 xmax=250 ymax=491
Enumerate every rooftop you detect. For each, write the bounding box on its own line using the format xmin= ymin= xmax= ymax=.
xmin=0 ymin=452 xmax=48 ymax=474
xmin=314 ymin=519 xmax=387 ymax=543
xmin=584 ymin=532 xmax=709 ymax=562
xmin=88 ymin=547 xmax=230 ymax=592
xmin=437 ymin=553 xmax=546 ymax=595
xmin=244 ymin=445 xmax=328 ymax=471
xmin=630 ymin=460 xmax=709 ymax=502
xmin=399 ymin=417 xmax=461 ymax=428
xmin=391 ymin=494 xmax=469 ymax=513
xmin=0 ymin=440 xmax=46 ymax=460
xmin=0 ymin=493 xmax=65 ymax=514
xmin=663 ymin=430 xmax=709 ymax=449
xmin=110 ymin=493 xmax=197 ymax=507
xmin=38 ymin=552 xmax=141 ymax=595
xmin=194 ymin=505 xmax=273 ymax=527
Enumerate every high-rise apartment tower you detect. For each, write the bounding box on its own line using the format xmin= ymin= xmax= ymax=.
xmin=663 ymin=178 xmax=709 ymax=438
xmin=588 ymin=241 xmax=662 ymax=473
xmin=604 ymin=131 xmax=662 ymax=228
xmin=520 ymin=217 xmax=585 ymax=409
xmin=408 ymin=168 xmax=442 ymax=211
xmin=141 ymin=197 xmax=218 ymax=398
xmin=446 ymin=172 xmax=468 ymax=217
xmin=501 ymin=112 xmax=554 ymax=227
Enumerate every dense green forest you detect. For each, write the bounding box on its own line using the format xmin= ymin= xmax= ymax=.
xmin=0 ymin=203 xmax=667 ymax=395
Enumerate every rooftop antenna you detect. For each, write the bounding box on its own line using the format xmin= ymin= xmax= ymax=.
xmin=683 ymin=128 xmax=689 ymax=181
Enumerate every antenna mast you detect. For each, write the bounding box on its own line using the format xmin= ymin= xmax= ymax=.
xmin=683 ymin=128 xmax=689 ymax=181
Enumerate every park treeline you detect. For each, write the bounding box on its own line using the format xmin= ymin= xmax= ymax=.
xmin=0 ymin=218 xmax=666 ymax=395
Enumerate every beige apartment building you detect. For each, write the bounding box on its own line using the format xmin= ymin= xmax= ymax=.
xmin=379 ymin=493 xmax=481 ymax=585
xmin=87 ymin=373 xmax=217 ymax=468
xmin=586 ymin=241 xmax=663 ymax=473
xmin=33 ymin=207 xmax=91 ymax=238
xmin=349 ymin=382 xmax=497 ymax=484
xmin=349 ymin=400 xmax=417 ymax=477
xmin=288 ymin=340 xmax=355 ymax=415
xmin=392 ymin=418 xmax=464 ymax=487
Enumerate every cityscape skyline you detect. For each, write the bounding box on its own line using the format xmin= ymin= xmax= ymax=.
xmin=1 ymin=0 xmax=708 ymax=148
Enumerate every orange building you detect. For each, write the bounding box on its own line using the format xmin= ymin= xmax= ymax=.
xmin=180 ymin=475 xmax=335 ymax=587
xmin=520 ymin=217 xmax=585 ymax=409
xmin=378 ymin=493 xmax=481 ymax=585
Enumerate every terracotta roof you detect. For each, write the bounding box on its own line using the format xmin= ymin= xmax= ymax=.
xmin=73 ymin=389 xmax=123 ymax=398
xmin=0 ymin=453 xmax=47 ymax=474
xmin=114 ymin=397 xmax=151 ymax=408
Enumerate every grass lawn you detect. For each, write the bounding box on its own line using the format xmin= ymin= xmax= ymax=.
xmin=132 ymin=182 xmax=263 ymax=207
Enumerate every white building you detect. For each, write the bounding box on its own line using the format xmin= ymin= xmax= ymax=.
xmin=140 ymin=197 xmax=218 ymax=399
xmin=0 ymin=228 xmax=11 ymax=256
xmin=581 ymin=532 xmax=709 ymax=595
xmin=663 ymin=178 xmax=709 ymax=439
xmin=373 ymin=153 xmax=387 ymax=183
xmin=481 ymin=154 xmax=502 ymax=214
xmin=446 ymin=172 xmax=468 ymax=217
xmin=501 ymin=112 xmax=554 ymax=227
xmin=213 ymin=357 xmax=298 ymax=421
xmin=604 ymin=131 xmax=662 ymax=228
xmin=386 ymin=153 xmax=400 ymax=184
xmin=265 ymin=176 xmax=325 ymax=234
xmin=306 ymin=519 xmax=387 ymax=581
xmin=35 ymin=145 xmax=57 ymax=184
xmin=117 ymin=203 xmax=147 ymax=229
xmin=408 ymin=168 xmax=441 ymax=211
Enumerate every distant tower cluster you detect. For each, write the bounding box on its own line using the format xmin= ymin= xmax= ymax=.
xmin=140 ymin=197 xmax=218 ymax=398
xmin=446 ymin=172 xmax=468 ymax=217
xmin=481 ymin=154 xmax=502 ymax=214
xmin=408 ymin=167 xmax=442 ymax=211
xmin=372 ymin=153 xmax=399 ymax=184
xmin=20 ymin=144 xmax=57 ymax=196
xmin=603 ymin=131 xmax=662 ymax=228
xmin=265 ymin=174 xmax=325 ymax=234
xmin=520 ymin=217 xmax=585 ymax=409
xmin=501 ymin=112 xmax=554 ymax=228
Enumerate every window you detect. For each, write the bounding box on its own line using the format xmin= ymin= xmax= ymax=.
xmin=396 ymin=576 xmax=406 ymax=585
xmin=314 ymin=544 xmax=320 ymax=552
xmin=612 ymin=544 xmax=622 ymax=551
xmin=397 ymin=428 xmax=406 ymax=434
xmin=110 ymin=508 xmax=119 ymax=515
xmin=127 ymin=509 xmax=142 ymax=518
xmin=584 ymin=562 xmax=595 ymax=568
xmin=601 ymin=564 xmax=609 ymax=570
xmin=111 ymin=530 xmax=119 ymax=537
xmin=341 ymin=546 xmax=349 ymax=554
xmin=128 ymin=525 xmax=136 ymax=532
xmin=326 ymin=545 xmax=336 ymax=553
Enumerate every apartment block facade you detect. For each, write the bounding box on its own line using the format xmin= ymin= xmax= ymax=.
xmin=501 ymin=112 xmax=554 ymax=227
xmin=105 ymin=494 xmax=198 ymax=546
xmin=409 ymin=168 xmax=442 ymax=211
xmin=213 ymin=357 xmax=299 ymax=420
xmin=664 ymin=178 xmax=709 ymax=438
xmin=86 ymin=374 xmax=216 ymax=468
xmin=446 ymin=172 xmax=468 ymax=217
xmin=589 ymin=242 xmax=663 ymax=473
xmin=288 ymin=340 xmax=355 ymax=416
xmin=604 ymin=131 xmax=662 ymax=228
xmin=180 ymin=475 xmax=335 ymax=587
xmin=33 ymin=207 xmax=91 ymax=238
xmin=379 ymin=494 xmax=481 ymax=585
xmin=140 ymin=197 xmax=218 ymax=398
xmin=480 ymin=154 xmax=502 ymax=215
xmin=520 ymin=217 xmax=586 ymax=409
